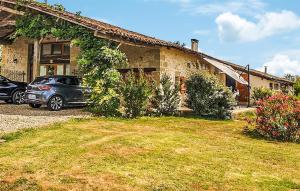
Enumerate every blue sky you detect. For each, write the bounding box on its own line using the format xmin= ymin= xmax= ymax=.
xmin=45 ymin=0 xmax=300 ymax=76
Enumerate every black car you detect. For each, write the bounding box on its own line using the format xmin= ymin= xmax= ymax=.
xmin=25 ymin=76 xmax=89 ymax=111
xmin=0 ymin=75 xmax=27 ymax=104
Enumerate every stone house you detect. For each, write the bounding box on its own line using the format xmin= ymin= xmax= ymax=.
xmin=0 ymin=0 xmax=293 ymax=104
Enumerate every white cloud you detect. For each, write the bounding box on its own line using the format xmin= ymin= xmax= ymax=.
xmin=193 ymin=0 xmax=266 ymax=16
xmin=145 ymin=0 xmax=266 ymax=15
xmin=216 ymin=11 xmax=300 ymax=42
xmin=257 ymin=54 xmax=300 ymax=75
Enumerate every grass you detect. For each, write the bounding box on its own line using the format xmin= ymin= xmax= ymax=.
xmin=0 ymin=117 xmax=299 ymax=191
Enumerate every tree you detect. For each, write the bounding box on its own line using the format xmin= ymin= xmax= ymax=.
xmin=186 ymin=72 xmax=235 ymax=119
xmin=284 ymin=74 xmax=296 ymax=82
xmin=294 ymin=77 xmax=300 ymax=96
xmin=121 ymin=71 xmax=152 ymax=118
xmin=152 ymin=74 xmax=180 ymax=116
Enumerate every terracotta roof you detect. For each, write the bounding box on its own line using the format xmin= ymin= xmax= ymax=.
xmin=0 ymin=0 xmax=293 ymax=84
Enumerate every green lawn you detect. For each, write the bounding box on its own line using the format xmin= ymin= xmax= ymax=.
xmin=0 ymin=117 xmax=299 ymax=191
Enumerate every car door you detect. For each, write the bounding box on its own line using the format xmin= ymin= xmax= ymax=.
xmin=0 ymin=76 xmax=12 ymax=99
xmin=69 ymin=77 xmax=85 ymax=103
xmin=59 ymin=77 xmax=84 ymax=104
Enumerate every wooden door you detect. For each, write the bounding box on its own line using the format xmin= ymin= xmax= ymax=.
xmin=237 ymin=74 xmax=249 ymax=102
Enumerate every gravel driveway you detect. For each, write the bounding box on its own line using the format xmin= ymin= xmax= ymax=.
xmin=0 ymin=101 xmax=91 ymax=132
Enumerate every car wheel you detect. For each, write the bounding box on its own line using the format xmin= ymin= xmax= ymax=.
xmin=47 ymin=95 xmax=64 ymax=111
xmin=29 ymin=103 xmax=42 ymax=108
xmin=12 ymin=90 xmax=25 ymax=105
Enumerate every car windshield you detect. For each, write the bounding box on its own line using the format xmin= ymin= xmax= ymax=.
xmin=31 ymin=77 xmax=54 ymax=85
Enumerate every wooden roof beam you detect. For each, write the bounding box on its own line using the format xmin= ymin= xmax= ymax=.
xmin=1 ymin=13 xmax=13 ymax=21
xmin=0 ymin=20 xmax=15 ymax=27
xmin=0 ymin=5 xmax=24 ymax=15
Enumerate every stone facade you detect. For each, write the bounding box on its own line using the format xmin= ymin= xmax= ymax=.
xmin=160 ymin=47 xmax=226 ymax=85
xmin=0 ymin=37 xmax=291 ymax=98
xmin=1 ymin=38 xmax=30 ymax=81
xmin=250 ymin=75 xmax=281 ymax=91
xmin=119 ymin=44 xmax=161 ymax=81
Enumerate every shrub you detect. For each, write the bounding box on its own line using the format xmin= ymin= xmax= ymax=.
xmin=186 ymin=72 xmax=236 ymax=119
xmin=255 ymin=93 xmax=300 ymax=142
xmin=121 ymin=71 xmax=153 ymax=118
xmin=251 ymin=87 xmax=273 ymax=103
xmin=152 ymin=74 xmax=180 ymax=116
xmin=88 ymin=69 xmax=122 ymax=117
xmin=294 ymin=77 xmax=300 ymax=96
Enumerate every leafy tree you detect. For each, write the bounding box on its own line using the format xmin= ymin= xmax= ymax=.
xmin=121 ymin=71 xmax=152 ymax=118
xmin=284 ymin=74 xmax=296 ymax=82
xmin=186 ymin=72 xmax=235 ymax=119
xmin=152 ymin=74 xmax=180 ymax=116
xmin=294 ymin=77 xmax=300 ymax=96
xmin=88 ymin=69 xmax=122 ymax=116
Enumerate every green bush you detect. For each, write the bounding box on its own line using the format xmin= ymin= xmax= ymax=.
xmin=152 ymin=74 xmax=180 ymax=116
xmin=186 ymin=72 xmax=236 ymax=119
xmin=121 ymin=71 xmax=153 ymax=118
xmin=294 ymin=77 xmax=300 ymax=96
xmin=251 ymin=87 xmax=273 ymax=103
xmin=88 ymin=69 xmax=122 ymax=117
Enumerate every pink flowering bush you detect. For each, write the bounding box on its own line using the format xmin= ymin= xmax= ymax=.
xmin=255 ymin=93 xmax=300 ymax=142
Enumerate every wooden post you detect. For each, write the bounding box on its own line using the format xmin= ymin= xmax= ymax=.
xmin=32 ymin=40 xmax=41 ymax=78
xmin=247 ymin=64 xmax=251 ymax=108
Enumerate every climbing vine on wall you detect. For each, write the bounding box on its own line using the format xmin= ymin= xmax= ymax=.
xmin=13 ymin=2 xmax=128 ymax=116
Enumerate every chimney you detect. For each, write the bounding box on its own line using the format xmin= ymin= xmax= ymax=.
xmin=264 ymin=66 xmax=268 ymax=74
xmin=191 ymin=39 xmax=199 ymax=52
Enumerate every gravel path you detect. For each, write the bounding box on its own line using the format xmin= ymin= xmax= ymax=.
xmin=0 ymin=101 xmax=91 ymax=132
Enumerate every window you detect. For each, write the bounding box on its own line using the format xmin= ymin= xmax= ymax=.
xmin=63 ymin=44 xmax=70 ymax=55
xmin=57 ymin=77 xmax=79 ymax=86
xmin=52 ymin=44 xmax=62 ymax=55
xmin=180 ymin=77 xmax=186 ymax=94
xmin=41 ymin=43 xmax=71 ymax=56
xmin=274 ymin=83 xmax=279 ymax=90
xmin=42 ymin=44 xmax=52 ymax=55
xmin=269 ymin=83 xmax=274 ymax=90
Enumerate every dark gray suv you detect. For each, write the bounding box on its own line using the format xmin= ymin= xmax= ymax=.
xmin=25 ymin=76 xmax=89 ymax=111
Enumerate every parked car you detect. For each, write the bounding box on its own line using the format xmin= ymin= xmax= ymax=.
xmin=25 ymin=76 xmax=89 ymax=111
xmin=0 ymin=75 xmax=27 ymax=104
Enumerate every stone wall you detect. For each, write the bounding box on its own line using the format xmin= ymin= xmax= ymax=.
xmin=119 ymin=44 xmax=161 ymax=81
xmin=160 ymin=47 xmax=226 ymax=84
xmin=250 ymin=74 xmax=281 ymax=91
xmin=1 ymin=38 xmax=30 ymax=81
